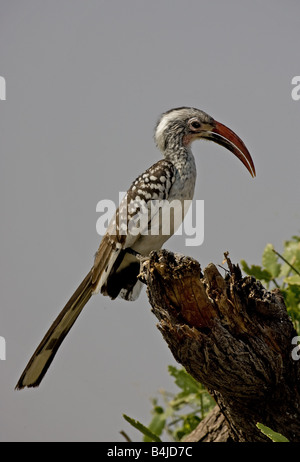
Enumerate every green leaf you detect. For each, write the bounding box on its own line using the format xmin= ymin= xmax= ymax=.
xmin=168 ymin=365 xmax=200 ymax=395
xmin=279 ymin=239 xmax=300 ymax=277
xmin=123 ymin=414 xmax=162 ymax=442
xmin=143 ymin=406 xmax=166 ymax=442
xmin=256 ymin=423 xmax=289 ymax=442
xmin=262 ymin=244 xmax=281 ymax=278
xmin=284 ymin=275 xmax=300 ymax=286
xmin=240 ymin=260 xmax=272 ymax=282
xmin=174 ymin=414 xmax=201 ymax=441
xmin=280 ymin=285 xmax=300 ymax=334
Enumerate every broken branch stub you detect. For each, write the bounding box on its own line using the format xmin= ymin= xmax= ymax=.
xmin=140 ymin=249 xmax=300 ymax=442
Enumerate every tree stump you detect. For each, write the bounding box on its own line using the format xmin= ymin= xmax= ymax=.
xmin=140 ymin=250 xmax=300 ymax=442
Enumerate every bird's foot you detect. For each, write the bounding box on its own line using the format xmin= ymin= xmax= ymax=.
xmin=126 ymin=247 xmax=149 ymax=263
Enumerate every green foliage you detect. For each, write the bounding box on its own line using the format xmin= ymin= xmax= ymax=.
xmin=262 ymin=243 xmax=281 ymax=279
xmin=142 ymin=365 xmax=215 ymax=442
xmin=123 ymin=414 xmax=162 ymax=442
xmin=123 ymin=365 xmax=215 ymax=442
xmin=256 ymin=423 xmax=289 ymax=442
xmin=241 ymin=236 xmax=300 ymax=334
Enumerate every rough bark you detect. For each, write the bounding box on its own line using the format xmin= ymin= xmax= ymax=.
xmin=183 ymin=405 xmax=231 ymax=442
xmin=140 ymin=250 xmax=300 ymax=442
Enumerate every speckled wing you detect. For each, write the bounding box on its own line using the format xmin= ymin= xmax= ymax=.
xmin=15 ymin=159 xmax=176 ymax=389
xmin=91 ymin=158 xmax=176 ymax=299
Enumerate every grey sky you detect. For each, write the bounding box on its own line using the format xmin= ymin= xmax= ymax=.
xmin=1 ymin=0 xmax=300 ymax=441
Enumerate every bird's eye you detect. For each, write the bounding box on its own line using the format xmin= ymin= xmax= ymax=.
xmin=189 ymin=119 xmax=201 ymax=131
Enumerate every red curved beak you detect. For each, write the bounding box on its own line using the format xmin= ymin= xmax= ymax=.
xmin=203 ymin=120 xmax=256 ymax=178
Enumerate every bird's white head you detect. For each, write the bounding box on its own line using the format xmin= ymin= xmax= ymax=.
xmin=155 ymin=107 xmax=256 ymax=177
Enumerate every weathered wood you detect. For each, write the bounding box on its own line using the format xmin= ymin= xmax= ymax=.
xmin=183 ymin=405 xmax=231 ymax=442
xmin=140 ymin=250 xmax=300 ymax=442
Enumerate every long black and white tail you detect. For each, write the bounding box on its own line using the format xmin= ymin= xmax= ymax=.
xmin=15 ymin=270 xmax=93 ymax=389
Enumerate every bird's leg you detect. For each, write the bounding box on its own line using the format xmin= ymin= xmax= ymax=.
xmin=125 ymin=248 xmax=149 ymax=285
xmin=125 ymin=247 xmax=149 ymax=262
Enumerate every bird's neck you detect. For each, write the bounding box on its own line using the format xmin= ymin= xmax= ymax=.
xmin=163 ymin=145 xmax=197 ymax=201
xmin=164 ymin=145 xmax=196 ymax=175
